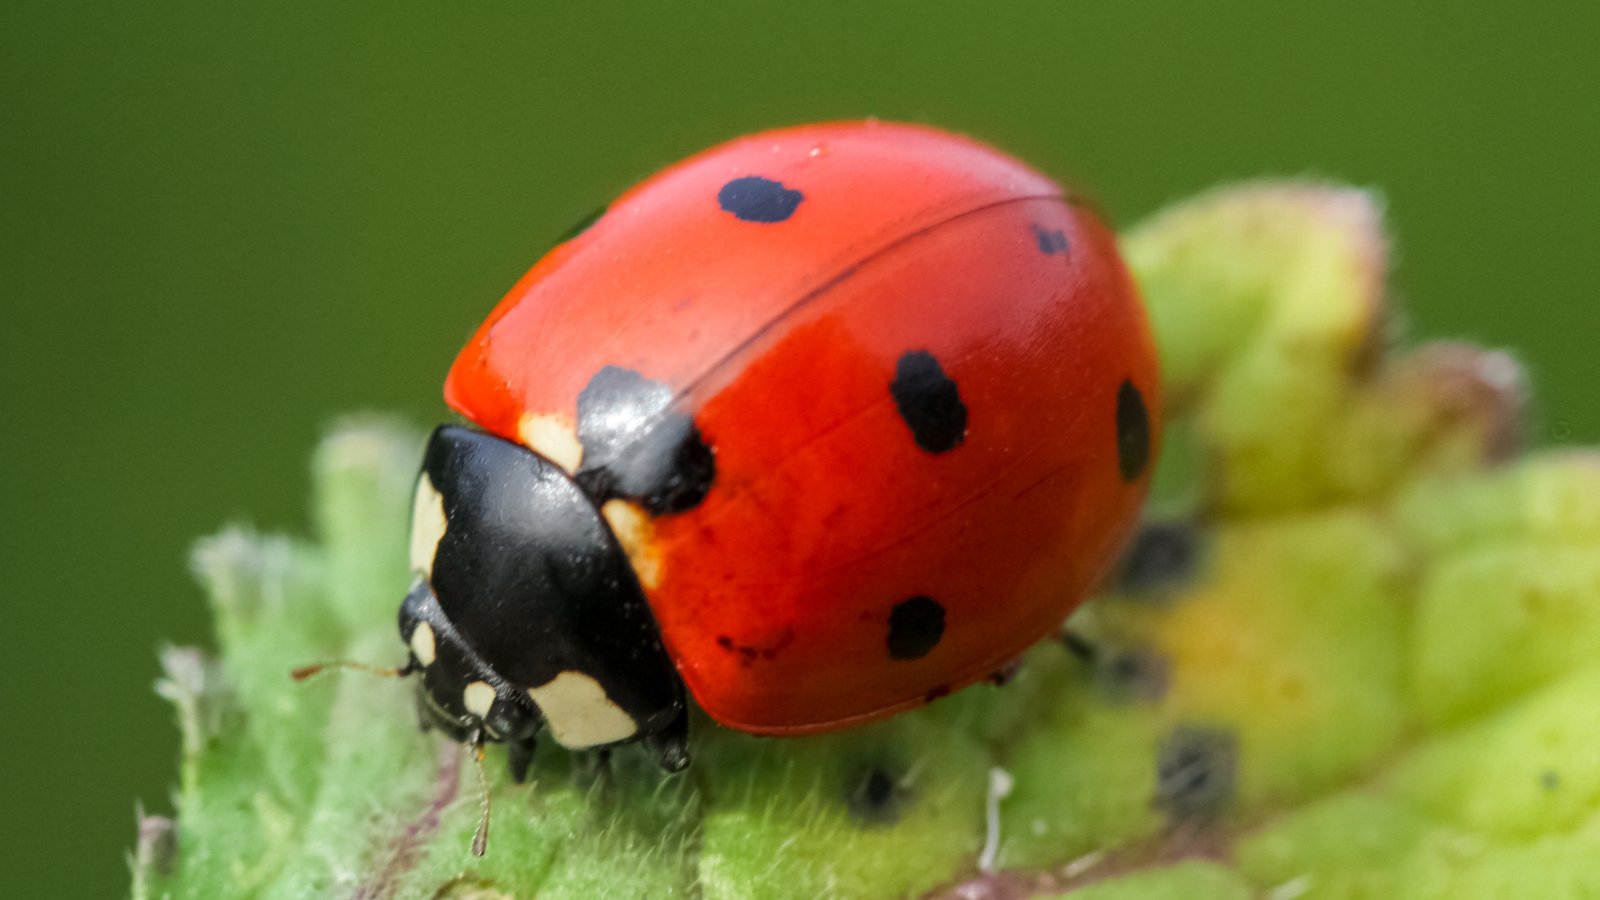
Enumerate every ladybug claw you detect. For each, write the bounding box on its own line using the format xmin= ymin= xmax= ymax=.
xmin=647 ymin=712 xmax=691 ymax=773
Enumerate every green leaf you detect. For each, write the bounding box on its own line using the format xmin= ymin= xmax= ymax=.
xmin=135 ymin=184 xmax=1600 ymax=899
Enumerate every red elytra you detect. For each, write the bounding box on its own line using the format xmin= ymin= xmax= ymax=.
xmin=444 ymin=120 xmax=1160 ymax=735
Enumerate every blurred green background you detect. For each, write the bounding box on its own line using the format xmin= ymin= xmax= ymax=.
xmin=2 ymin=2 xmax=1595 ymax=895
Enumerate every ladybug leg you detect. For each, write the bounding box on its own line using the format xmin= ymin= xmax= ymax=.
xmin=644 ymin=708 xmax=690 ymax=773
xmin=1059 ymin=629 xmax=1099 ymax=663
xmin=414 ymin=690 xmax=435 ymax=733
xmin=506 ymin=733 xmax=538 ymax=784
xmin=576 ymin=747 xmax=614 ymax=785
xmin=987 ymin=655 xmax=1026 ymax=686
xmin=1058 ymin=631 xmax=1171 ymax=703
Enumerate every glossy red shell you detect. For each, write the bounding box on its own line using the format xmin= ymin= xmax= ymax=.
xmin=445 ymin=121 xmax=1161 ymax=734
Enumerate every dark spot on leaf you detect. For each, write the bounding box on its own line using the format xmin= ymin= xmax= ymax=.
xmin=1113 ymin=520 xmax=1202 ymax=595
xmin=1155 ymin=725 xmax=1237 ymax=824
xmin=1095 ymin=647 xmax=1170 ymax=704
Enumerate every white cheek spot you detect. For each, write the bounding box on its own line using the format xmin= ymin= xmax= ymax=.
xmin=409 ymin=621 xmax=437 ymax=667
xmin=527 ymin=671 xmax=639 ymax=749
xmin=409 ymin=473 xmax=448 ymax=577
xmin=601 ymin=499 xmax=663 ymax=591
xmin=462 ymin=680 xmax=496 ymax=719
xmin=518 ymin=412 xmax=584 ymax=474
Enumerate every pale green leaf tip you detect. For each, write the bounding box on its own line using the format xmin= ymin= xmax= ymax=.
xmin=135 ymin=183 xmax=1600 ymax=899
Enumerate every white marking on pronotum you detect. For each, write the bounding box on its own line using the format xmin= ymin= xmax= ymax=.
xmin=463 ymin=681 xmax=496 ymax=719
xmin=978 ymin=766 xmax=1014 ymax=873
xmin=601 ymin=499 xmax=663 ymax=590
xmin=527 ymin=671 xmax=639 ymax=749
xmin=409 ymin=621 xmax=437 ymax=667
xmin=409 ymin=473 xmax=448 ymax=577
xmin=517 ymin=412 xmax=584 ymax=474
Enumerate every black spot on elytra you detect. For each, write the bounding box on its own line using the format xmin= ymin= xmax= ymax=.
xmin=847 ymin=765 xmax=910 ymax=827
xmin=574 ymin=366 xmax=715 ymax=514
xmin=1116 ymin=379 xmax=1151 ymax=482
xmin=1155 ymin=726 xmax=1237 ymax=824
xmin=887 ymin=596 xmax=945 ymax=660
xmin=890 ymin=351 xmax=967 ymax=454
xmin=1113 ymin=521 xmax=1202 ymax=595
xmin=1032 ymin=224 xmax=1069 ymax=255
xmin=717 ymin=176 xmax=803 ymax=223
xmin=555 ymin=205 xmax=606 ymax=245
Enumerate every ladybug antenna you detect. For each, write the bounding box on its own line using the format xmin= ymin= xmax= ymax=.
xmin=290 ymin=659 xmax=417 ymax=682
xmin=468 ymin=731 xmax=492 ymax=857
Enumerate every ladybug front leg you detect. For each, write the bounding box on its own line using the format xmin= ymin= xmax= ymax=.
xmin=570 ymin=748 xmax=615 ymax=791
xmin=1059 ymin=629 xmax=1099 ymax=663
xmin=506 ymin=733 xmax=538 ymax=784
xmin=987 ymin=655 xmax=1026 ymax=686
xmin=414 ymin=689 xmax=435 ymax=733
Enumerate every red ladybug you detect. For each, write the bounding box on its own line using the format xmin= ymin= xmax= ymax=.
xmin=399 ymin=120 xmax=1160 ymax=782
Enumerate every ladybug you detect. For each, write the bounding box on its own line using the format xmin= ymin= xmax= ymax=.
xmin=399 ymin=120 xmax=1160 ymax=784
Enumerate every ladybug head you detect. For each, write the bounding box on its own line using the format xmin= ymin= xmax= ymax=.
xmin=398 ymin=580 xmax=541 ymax=747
